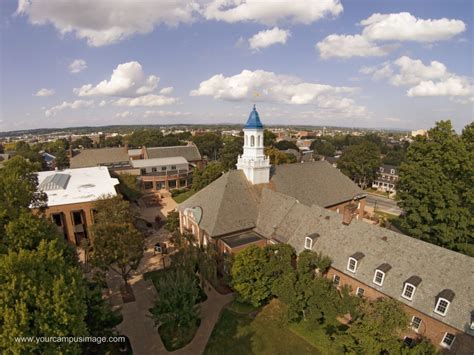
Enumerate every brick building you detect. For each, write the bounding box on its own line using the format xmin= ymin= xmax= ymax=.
xmin=70 ymin=144 xmax=203 ymax=192
xmin=177 ymin=106 xmax=473 ymax=353
xmin=35 ymin=167 xmax=119 ymax=245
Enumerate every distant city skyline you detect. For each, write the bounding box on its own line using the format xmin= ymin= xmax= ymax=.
xmin=1 ymin=0 xmax=472 ymax=132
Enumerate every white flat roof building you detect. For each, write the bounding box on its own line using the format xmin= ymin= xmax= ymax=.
xmin=36 ymin=166 xmax=119 ymax=207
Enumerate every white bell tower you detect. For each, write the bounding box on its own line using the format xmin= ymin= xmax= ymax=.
xmin=236 ymin=105 xmax=271 ymax=184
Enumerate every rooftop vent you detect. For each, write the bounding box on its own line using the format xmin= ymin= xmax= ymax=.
xmin=38 ymin=173 xmax=71 ymax=191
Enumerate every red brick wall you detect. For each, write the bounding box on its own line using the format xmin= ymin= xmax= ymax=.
xmin=327 ymin=268 xmax=473 ymax=354
xmin=327 ymin=198 xmax=366 ymax=219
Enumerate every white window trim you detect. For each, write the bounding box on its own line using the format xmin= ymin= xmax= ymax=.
xmin=411 ymin=316 xmax=422 ymax=332
xmin=304 ymin=236 xmax=313 ymax=250
xmin=347 ymin=257 xmax=358 ymax=273
xmin=402 ymin=283 xmax=416 ymax=301
xmin=434 ymin=298 xmax=450 ymax=316
xmin=373 ymin=270 xmax=385 ymax=286
xmin=356 ymin=287 xmax=364 ymax=297
xmin=440 ymin=332 xmax=455 ymax=349
xmin=333 ymin=274 xmax=340 ymax=285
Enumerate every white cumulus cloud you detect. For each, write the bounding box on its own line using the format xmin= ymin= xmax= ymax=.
xmin=69 ymin=59 xmax=87 ymax=73
xmin=361 ymin=56 xmax=473 ymax=99
xmin=361 ymin=12 xmax=466 ymax=42
xmin=159 ymin=86 xmax=174 ymax=95
xmin=316 ymin=34 xmax=395 ymax=59
xmin=45 ymin=100 xmax=94 ymax=117
xmin=114 ymin=94 xmax=177 ymax=107
xmin=249 ymin=27 xmax=290 ymax=50
xmin=144 ymin=110 xmax=191 ymax=118
xmin=202 ymin=0 xmax=343 ymax=25
xmin=16 ymin=0 xmax=198 ymax=46
xmin=74 ymin=61 xmax=159 ymax=97
xmin=35 ymin=88 xmax=55 ymax=97
xmin=191 ymin=69 xmax=367 ymax=118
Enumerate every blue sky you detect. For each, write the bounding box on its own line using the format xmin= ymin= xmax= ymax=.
xmin=0 ymin=0 xmax=472 ymax=132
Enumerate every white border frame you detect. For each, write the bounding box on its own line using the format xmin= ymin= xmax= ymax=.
xmin=347 ymin=257 xmax=358 ymax=273
xmin=434 ymin=298 xmax=450 ymax=316
xmin=304 ymin=236 xmax=313 ymax=250
xmin=373 ymin=270 xmax=385 ymax=286
xmin=440 ymin=332 xmax=455 ymax=349
xmin=402 ymin=283 xmax=416 ymax=300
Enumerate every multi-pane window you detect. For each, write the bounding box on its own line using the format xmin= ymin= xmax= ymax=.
xmin=434 ymin=298 xmax=450 ymax=316
xmin=333 ymin=275 xmax=340 ymax=286
xmin=402 ymin=283 xmax=416 ymax=300
xmin=441 ymin=333 xmax=455 ymax=349
xmin=347 ymin=257 xmax=357 ymax=272
xmin=411 ymin=316 xmax=422 ymax=332
xmin=304 ymin=236 xmax=313 ymax=250
xmin=373 ymin=270 xmax=385 ymax=286
xmin=356 ymin=287 xmax=365 ymax=297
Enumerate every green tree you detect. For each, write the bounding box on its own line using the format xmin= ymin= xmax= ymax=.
xmin=104 ymin=135 xmax=123 ymax=147
xmin=397 ymin=121 xmax=473 ymax=252
xmin=54 ymin=149 xmax=70 ymax=169
xmin=192 ymin=162 xmax=224 ymax=191
xmin=264 ymin=129 xmax=276 ymax=147
xmin=274 ymin=140 xmax=299 ymax=151
xmin=72 ymin=136 xmax=94 ymax=149
xmin=338 ymin=298 xmax=408 ymax=354
xmin=231 ymin=245 xmax=273 ymax=307
xmin=89 ymin=196 xmax=144 ymax=285
xmin=310 ymin=139 xmax=336 ymax=157
xmin=192 ymin=133 xmax=223 ymax=160
xmin=337 ymin=141 xmax=381 ymax=189
xmin=14 ymin=141 xmax=44 ymax=167
xmin=219 ymin=136 xmax=243 ymax=171
xmin=0 ymin=240 xmax=88 ymax=354
xmin=265 ymin=147 xmax=297 ymax=165
xmin=165 ymin=210 xmax=180 ymax=233
xmin=0 ymin=156 xmax=46 ymax=226
xmin=150 ymin=268 xmax=200 ymax=329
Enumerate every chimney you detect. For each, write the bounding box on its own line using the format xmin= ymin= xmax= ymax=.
xmin=142 ymin=145 xmax=148 ymax=159
xmin=342 ymin=203 xmax=358 ymax=225
xmin=124 ymin=140 xmax=129 ymax=152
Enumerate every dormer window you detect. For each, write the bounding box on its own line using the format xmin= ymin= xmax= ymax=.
xmin=402 ymin=276 xmax=422 ymax=301
xmin=470 ymin=311 xmax=474 ymax=330
xmin=434 ymin=289 xmax=455 ymax=316
xmin=304 ymin=233 xmax=319 ymax=250
xmin=347 ymin=252 xmax=364 ymax=273
xmin=380 ymin=167 xmax=384 ymax=172
xmin=373 ymin=263 xmax=391 ymax=286
xmin=390 ymin=169 xmax=395 ymax=174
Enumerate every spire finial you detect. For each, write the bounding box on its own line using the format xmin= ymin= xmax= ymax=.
xmin=253 ymin=104 xmax=256 ymax=110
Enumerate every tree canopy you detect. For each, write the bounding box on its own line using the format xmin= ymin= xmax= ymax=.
xmin=397 ymin=120 xmax=473 ymax=254
xmin=89 ymin=196 xmax=144 ymax=285
xmin=337 ymin=141 xmax=381 ymax=189
xmin=192 ymin=162 xmax=224 ymax=191
xmin=192 ymin=132 xmax=223 ymax=160
xmin=219 ymin=136 xmax=243 ymax=171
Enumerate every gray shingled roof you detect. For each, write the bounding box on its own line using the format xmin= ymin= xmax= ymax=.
xmin=271 ymin=161 xmax=364 ymax=207
xmin=178 ymin=170 xmax=258 ymax=237
xmin=255 ymin=189 xmax=474 ymax=333
xmin=146 ymin=145 xmax=201 ymax=162
xmin=70 ymin=148 xmax=130 ymax=168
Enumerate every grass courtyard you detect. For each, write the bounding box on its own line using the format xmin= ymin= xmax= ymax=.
xmin=204 ymin=299 xmax=333 ymax=355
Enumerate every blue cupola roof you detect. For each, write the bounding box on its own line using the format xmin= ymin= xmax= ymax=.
xmin=244 ymin=105 xmax=264 ymax=129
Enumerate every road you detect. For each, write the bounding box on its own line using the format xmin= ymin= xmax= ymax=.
xmin=365 ymin=193 xmax=403 ymax=216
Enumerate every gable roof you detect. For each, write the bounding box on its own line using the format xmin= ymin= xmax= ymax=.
xmin=146 ymin=145 xmax=201 ymax=162
xmin=178 ymin=170 xmax=258 ymax=237
xmin=255 ymin=189 xmax=474 ymax=333
xmin=270 ymin=161 xmax=364 ymax=207
xmin=70 ymin=147 xmax=130 ymax=169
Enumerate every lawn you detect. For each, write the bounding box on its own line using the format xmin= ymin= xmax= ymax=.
xmin=173 ymin=189 xmax=196 ymax=203
xmin=204 ymin=299 xmax=321 ymax=355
